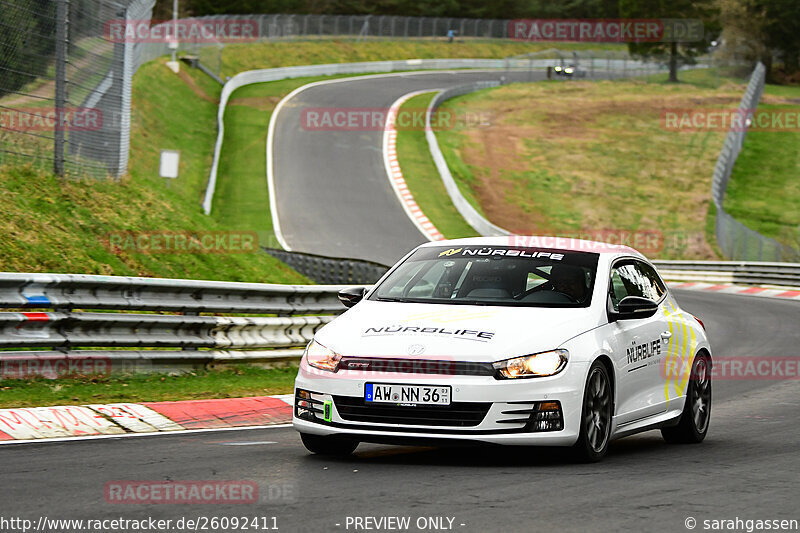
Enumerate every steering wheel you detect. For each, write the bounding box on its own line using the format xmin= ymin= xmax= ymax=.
xmin=514 ymin=282 xmax=579 ymax=303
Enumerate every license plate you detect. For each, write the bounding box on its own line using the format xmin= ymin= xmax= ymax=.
xmin=365 ymin=383 xmax=451 ymax=406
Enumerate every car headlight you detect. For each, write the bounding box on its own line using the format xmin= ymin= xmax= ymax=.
xmin=493 ymin=349 xmax=568 ymax=379
xmin=565 ymin=67 xmax=574 ymax=74
xmin=554 ymin=66 xmax=562 ymax=72
xmin=304 ymin=340 xmax=342 ymax=372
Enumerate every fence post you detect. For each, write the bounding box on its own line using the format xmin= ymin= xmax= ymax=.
xmin=53 ymin=0 xmax=69 ymax=177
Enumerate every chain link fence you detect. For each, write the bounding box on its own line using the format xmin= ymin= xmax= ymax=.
xmin=710 ymin=62 xmax=800 ymax=261
xmin=0 ymin=0 xmax=157 ymax=178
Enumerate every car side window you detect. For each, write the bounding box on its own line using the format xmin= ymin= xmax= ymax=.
xmin=609 ymin=261 xmax=666 ymax=311
xmin=609 ymin=264 xmax=644 ymax=311
xmin=635 ymin=261 xmax=667 ymax=300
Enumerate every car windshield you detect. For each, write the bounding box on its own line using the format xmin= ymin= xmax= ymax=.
xmin=370 ymin=246 xmax=599 ymax=307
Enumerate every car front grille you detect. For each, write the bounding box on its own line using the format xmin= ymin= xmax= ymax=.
xmin=332 ymin=396 xmax=491 ymax=427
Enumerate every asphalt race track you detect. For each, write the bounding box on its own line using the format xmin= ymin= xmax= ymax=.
xmin=2 ymin=291 xmax=799 ymax=533
xmin=2 ymin=70 xmax=797 ymax=532
xmin=271 ymin=69 xmax=540 ymax=265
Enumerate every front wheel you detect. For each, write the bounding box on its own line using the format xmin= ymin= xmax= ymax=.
xmin=300 ymin=433 xmax=359 ymax=456
xmin=571 ymin=361 xmax=613 ymax=462
xmin=661 ymin=353 xmax=711 ymax=444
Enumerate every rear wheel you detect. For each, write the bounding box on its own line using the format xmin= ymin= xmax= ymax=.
xmin=571 ymin=361 xmax=613 ymax=462
xmin=300 ymin=433 xmax=359 ymax=456
xmin=662 ymin=353 xmax=711 ymax=444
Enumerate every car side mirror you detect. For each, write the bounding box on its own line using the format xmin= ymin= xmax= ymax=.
xmin=610 ymin=296 xmax=659 ymax=321
xmin=338 ymin=287 xmax=367 ymax=308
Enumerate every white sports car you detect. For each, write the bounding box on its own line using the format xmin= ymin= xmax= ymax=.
xmin=293 ymin=237 xmax=712 ymax=461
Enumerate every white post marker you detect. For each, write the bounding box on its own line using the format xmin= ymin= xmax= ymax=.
xmin=166 ymin=0 xmax=180 ymax=72
xmin=159 ymin=149 xmax=180 ymax=187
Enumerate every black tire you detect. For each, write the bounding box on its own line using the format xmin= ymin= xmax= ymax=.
xmin=300 ymin=433 xmax=359 ymax=456
xmin=661 ymin=353 xmax=711 ymax=444
xmin=571 ymin=361 xmax=614 ymax=463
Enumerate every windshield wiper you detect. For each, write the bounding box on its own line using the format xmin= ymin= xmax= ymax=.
xmin=375 ymin=296 xmax=411 ymax=302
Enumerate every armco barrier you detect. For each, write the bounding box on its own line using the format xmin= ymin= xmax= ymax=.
xmin=0 ymin=272 xmax=343 ymax=314
xmin=0 ymin=272 xmax=348 ymax=377
xmin=263 ymin=248 xmax=389 ymax=284
xmin=652 ymin=260 xmax=800 ymax=288
xmin=1 ymin=261 xmax=796 ymax=378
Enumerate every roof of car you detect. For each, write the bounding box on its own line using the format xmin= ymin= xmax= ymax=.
xmin=417 ymin=236 xmax=646 ymax=258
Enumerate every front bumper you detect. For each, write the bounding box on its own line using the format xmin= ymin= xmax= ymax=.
xmin=292 ymin=362 xmax=587 ymax=446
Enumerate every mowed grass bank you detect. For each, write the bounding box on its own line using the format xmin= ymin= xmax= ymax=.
xmin=212 ymin=40 xmax=626 ymax=240
xmin=423 ymin=76 xmax=794 ymax=259
xmin=0 ymin=60 xmax=306 ymax=282
xmin=0 ymin=365 xmax=297 ymax=408
xmin=723 ymin=84 xmax=800 ymax=249
xmin=219 ymin=39 xmax=624 ymax=78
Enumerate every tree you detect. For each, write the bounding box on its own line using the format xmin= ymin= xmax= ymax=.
xmin=752 ymin=0 xmax=800 ymax=76
xmin=619 ymin=0 xmax=718 ymax=82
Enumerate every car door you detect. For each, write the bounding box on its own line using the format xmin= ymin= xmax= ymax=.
xmin=608 ymin=259 xmax=671 ymax=425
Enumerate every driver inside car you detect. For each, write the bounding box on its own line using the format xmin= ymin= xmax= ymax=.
xmin=549 ymin=265 xmax=586 ymax=302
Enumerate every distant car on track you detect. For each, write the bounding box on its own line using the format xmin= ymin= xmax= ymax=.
xmin=293 ymin=237 xmax=712 ymax=461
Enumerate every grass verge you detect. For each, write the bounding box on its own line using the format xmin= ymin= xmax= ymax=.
xmin=723 ymin=84 xmax=800 ymax=248
xmin=393 ymin=92 xmax=478 ymax=239
xmin=219 ymin=39 xmax=625 ymax=78
xmin=421 ymin=76 xmax=798 ymax=259
xmin=0 ymin=60 xmax=307 ymax=283
xmin=0 ymin=365 xmax=298 ymax=409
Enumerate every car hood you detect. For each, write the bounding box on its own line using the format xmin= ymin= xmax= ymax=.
xmin=314 ymin=300 xmax=601 ymax=363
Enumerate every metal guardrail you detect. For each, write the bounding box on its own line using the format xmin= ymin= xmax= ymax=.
xmin=263 ymin=248 xmax=389 ymax=285
xmin=1 ymin=261 xmax=797 ymax=378
xmin=653 ymin=260 xmax=800 ymax=288
xmin=0 ymin=272 xmax=343 ymax=314
xmin=0 ymin=272 xmax=349 ymax=378
xmin=0 ymin=312 xmax=332 ymax=350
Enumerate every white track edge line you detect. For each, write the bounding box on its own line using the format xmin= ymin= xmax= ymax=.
xmin=0 ymin=423 xmax=295 ymax=446
xmin=265 ymin=70 xmax=503 ymax=251
xmin=382 ymin=89 xmax=444 ymax=242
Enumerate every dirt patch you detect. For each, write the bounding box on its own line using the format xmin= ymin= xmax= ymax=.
xmin=446 ymin=84 xmax=741 ymax=258
xmin=228 ymin=96 xmax=282 ymax=111
xmin=176 ymin=68 xmax=218 ymax=103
